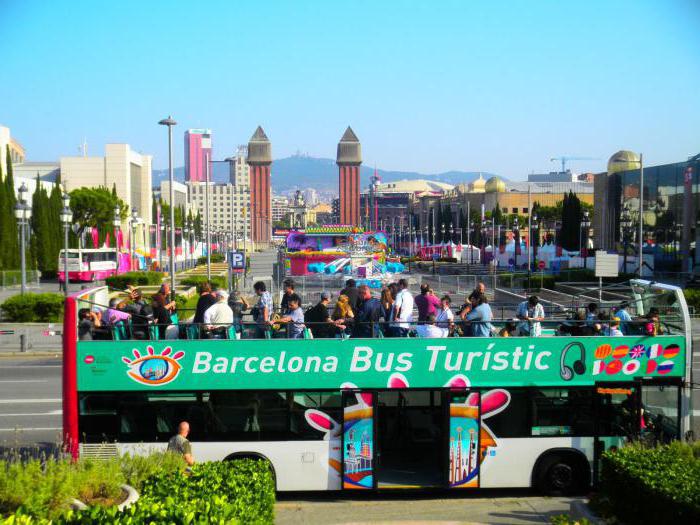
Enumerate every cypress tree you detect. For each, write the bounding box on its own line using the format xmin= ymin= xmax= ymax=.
xmin=0 ymin=158 xmax=5 ymax=270
xmin=3 ymin=146 xmax=20 ymax=269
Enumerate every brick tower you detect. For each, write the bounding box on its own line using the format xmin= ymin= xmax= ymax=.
xmin=247 ymin=126 xmax=272 ymax=244
xmin=337 ymin=126 xmax=362 ymax=226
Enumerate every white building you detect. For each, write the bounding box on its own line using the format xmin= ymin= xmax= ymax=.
xmin=0 ymin=125 xmax=25 ymax=169
xmin=272 ymin=195 xmax=289 ymax=222
xmin=160 ymin=180 xmax=190 ymax=211
xmin=60 ymin=144 xmax=153 ymax=227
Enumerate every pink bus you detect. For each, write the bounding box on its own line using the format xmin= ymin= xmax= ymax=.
xmin=58 ymin=248 xmax=119 ymax=282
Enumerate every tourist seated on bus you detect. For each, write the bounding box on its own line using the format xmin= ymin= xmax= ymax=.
xmin=614 ymin=301 xmax=633 ymax=334
xmin=228 ymin=291 xmax=250 ymax=335
xmin=331 ymin=294 xmax=354 ymax=338
xmin=644 ymin=307 xmax=663 ymax=336
xmin=415 ymin=283 xmax=440 ymax=322
xmin=151 ymin=293 xmax=175 ymax=339
xmin=203 ymin=290 xmax=234 ymax=338
xmin=416 ymin=314 xmax=446 ymax=338
xmin=193 ymin=282 xmax=217 ymax=325
xmin=122 ymin=289 xmax=152 ymax=339
xmin=435 ymin=295 xmax=455 ymax=337
xmin=464 ymin=292 xmax=493 ymax=337
xmin=606 ymin=317 xmax=624 ymax=337
xmin=586 ymin=302 xmax=598 ymax=322
xmin=379 ymin=285 xmax=395 ymax=335
xmin=354 ymin=285 xmax=382 ymax=338
xmin=275 ymin=293 xmax=305 ymax=339
xmin=339 ymin=278 xmax=360 ymax=311
xmin=156 ymin=283 xmax=177 ymax=314
xmin=498 ymin=321 xmax=518 ymax=337
xmin=304 ymin=291 xmax=334 ymax=338
xmin=78 ymin=308 xmax=101 ymax=341
xmin=390 ymin=279 xmax=414 ymax=337
xmin=252 ymin=281 xmax=273 ymax=339
xmin=106 ymin=298 xmax=131 ymax=326
xmin=516 ymin=296 xmax=545 ymax=337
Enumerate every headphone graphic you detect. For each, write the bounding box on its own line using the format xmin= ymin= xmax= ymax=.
xmin=560 ymin=341 xmax=586 ymax=381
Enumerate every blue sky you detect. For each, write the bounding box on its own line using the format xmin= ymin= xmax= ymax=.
xmin=1 ymin=0 xmax=698 ymax=179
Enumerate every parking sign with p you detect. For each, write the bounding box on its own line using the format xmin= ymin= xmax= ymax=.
xmin=229 ymin=251 xmax=245 ymax=271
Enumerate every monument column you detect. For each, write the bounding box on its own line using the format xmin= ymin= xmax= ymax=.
xmin=247 ymin=126 xmax=272 ymax=244
xmin=337 ymin=127 xmax=362 ymax=226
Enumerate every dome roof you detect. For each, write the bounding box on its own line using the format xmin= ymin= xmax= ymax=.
xmin=469 ymin=173 xmax=486 ymax=193
xmin=607 ymin=150 xmax=640 ymax=174
xmin=485 ymin=176 xmax=506 ymax=193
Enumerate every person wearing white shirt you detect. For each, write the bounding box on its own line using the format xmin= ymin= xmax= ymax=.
xmin=203 ymin=290 xmax=234 ymax=338
xmin=516 ymin=295 xmax=545 ymax=337
xmin=391 ymin=278 xmax=414 ymax=337
xmin=416 ymin=314 xmax=446 ymax=338
xmin=435 ymin=295 xmax=455 ymax=337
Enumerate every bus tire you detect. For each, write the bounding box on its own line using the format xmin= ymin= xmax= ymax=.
xmin=223 ymin=453 xmax=277 ymax=489
xmin=533 ymin=452 xmax=588 ymax=496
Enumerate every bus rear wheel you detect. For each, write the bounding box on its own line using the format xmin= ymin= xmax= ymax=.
xmin=534 ymin=454 xmax=585 ymax=496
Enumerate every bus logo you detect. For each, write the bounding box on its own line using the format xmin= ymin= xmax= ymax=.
xmin=122 ymin=346 xmax=184 ymax=386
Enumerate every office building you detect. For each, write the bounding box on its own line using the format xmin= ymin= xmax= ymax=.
xmin=272 ymin=195 xmax=289 ymax=223
xmin=184 ymin=129 xmax=212 ymax=182
xmin=0 ymin=125 xmax=26 ymax=168
xmin=159 ymin=180 xmax=190 ymax=211
xmin=337 ymin=127 xmax=362 ymax=225
xmin=188 ymin=181 xmax=250 ymax=240
xmin=228 ymin=145 xmax=250 ymax=186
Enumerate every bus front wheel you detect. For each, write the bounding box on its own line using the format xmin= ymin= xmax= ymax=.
xmin=533 ymin=453 xmax=588 ymax=496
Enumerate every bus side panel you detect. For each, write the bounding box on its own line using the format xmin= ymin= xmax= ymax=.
xmin=479 ymin=437 xmax=594 ymax=488
xmin=117 ymin=441 xmax=340 ymax=491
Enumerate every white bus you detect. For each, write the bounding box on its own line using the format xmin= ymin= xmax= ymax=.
xmin=58 ymin=248 xmax=119 ymax=283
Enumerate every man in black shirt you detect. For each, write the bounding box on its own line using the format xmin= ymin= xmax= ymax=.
xmin=193 ymin=282 xmax=217 ymax=325
xmin=280 ymin=279 xmax=295 ymax=314
xmin=304 ymin=291 xmax=333 ymax=338
xmin=339 ymin=278 xmax=360 ymax=310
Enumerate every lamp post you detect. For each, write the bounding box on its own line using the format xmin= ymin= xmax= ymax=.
xmin=130 ymin=208 xmax=139 ymax=272
xmin=60 ymin=191 xmax=72 ymax=297
xmin=159 ymin=223 xmax=165 ymax=272
xmin=440 ymin=224 xmax=445 ymax=245
xmin=183 ymin=222 xmax=190 ymax=270
xmin=14 ymin=183 xmax=31 ymax=295
xmin=581 ymin=210 xmax=591 ymax=270
xmin=512 ymin=216 xmax=519 ymax=269
xmin=113 ymin=205 xmax=121 ymax=242
xmin=621 ymin=206 xmax=632 ymax=274
xmin=532 ymin=214 xmax=539 ymax=264
xmin=158 ymin=115 xmax=177 ymax=300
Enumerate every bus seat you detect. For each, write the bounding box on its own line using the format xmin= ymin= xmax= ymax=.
xmin=148 ymin=324 xmax=160 ymax=340
xmin=303 ymin=327 xmax=313 ymax=339
xmin=112 ymin=321 xmax=128 ymax=341
xmin=186 ymin=324 xmax=200 ymax=340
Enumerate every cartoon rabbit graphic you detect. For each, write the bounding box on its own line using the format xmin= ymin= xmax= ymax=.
xmin=303 ymin=373 xmax=511 ymax=488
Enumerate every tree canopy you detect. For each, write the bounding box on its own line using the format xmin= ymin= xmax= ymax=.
xmin=69 ymin=187 xmax=127 ymax=246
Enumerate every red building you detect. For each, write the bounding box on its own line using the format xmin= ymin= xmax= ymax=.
xmin=337 ymin=127 xmax=362 ymax=226
xmin=247 ymin=126 xmax=272 ymax=243
xmin=184 ymin=129 xmax=212 ymax=182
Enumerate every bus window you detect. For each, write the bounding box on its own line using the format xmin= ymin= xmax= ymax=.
xmin=597 ymin=387 xmax=639 ymax=438
xmin=290 ymin=392 xmax=342 ymax=439
xmin=481 ymin=389 xmax=529 ymax=438
xmin=641 ymin=385 xmax=679 ymax=443
xmin=209 ymin=391 xmax=290 ymax=441
xmin=79 ymin=394 xmax=120 ymax=441
xmin=531 ymin=389 xmax=594 ymax=436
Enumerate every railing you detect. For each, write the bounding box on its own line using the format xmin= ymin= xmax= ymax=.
xmin=0 ymin=270 xmax=41 ymax=289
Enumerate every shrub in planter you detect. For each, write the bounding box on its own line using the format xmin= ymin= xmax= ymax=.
xmin=180 ymin=275 xmax=227 ymax=290
xmin=683 ymin=289 xmax=700 ymax=313
xmin=197 ymin=254 xmax=225 ymax=264
xmin=600 ymin=443 xmax=700 ymax=524
xmin=105 ymin=272 xmax=163 ymax=290
xmin=0 ymin=293 xmax=64 ymax=322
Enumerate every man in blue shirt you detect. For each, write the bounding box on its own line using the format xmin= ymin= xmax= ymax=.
xmin=466 ymin=292 xmax=494 ymax=337
xmin=278 ymin=294 xmax=305 ymax=338
xmin=354 ymin=285 xmax=382 ymax=338
xmin=616 ymin=301 xmax=633 ymax=335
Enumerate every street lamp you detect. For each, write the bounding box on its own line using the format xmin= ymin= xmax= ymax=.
xmin=130 ymin=208 xmax=139 ymax=272
xmin=581 ymin=210 xmax=591 ymax=270
xmin=183 ymin=223 xmax=190 ymax=270
xmin=532 ymin=214 xmax=539 ymax=264
xmin=60 ymin=191 xmax=72 ymax=297
xmin=621 ymin=206 xmax=632 ymax=274
xmin=14 ymin=183 xmax=31 ymax=295
xmin=158 ymin=115 xmax=177 ymax=300
xmin=512 ymin=216 xmax=519 ymax=268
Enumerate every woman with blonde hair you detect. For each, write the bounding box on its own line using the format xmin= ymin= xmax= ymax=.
xmin=331 ymin=294 xmax=355 ymax=337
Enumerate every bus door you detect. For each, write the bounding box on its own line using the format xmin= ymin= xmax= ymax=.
xmin=639 ymin=379 xmax=681 ymax=444
xmin=593 ymin=383 xmax=640 ymax=484
xmin=341 ymin=390 xmax=376 ymax=490
xmin=447 ymin=389 xmax=481 ymax=489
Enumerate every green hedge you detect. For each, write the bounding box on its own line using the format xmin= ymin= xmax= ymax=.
xmin=105 ymin=272 xmax=163 ymax=290
xmin=684 ymin=289 xmax=700 ymax=313
xmin=3 ymin=456 xmax=274 ymax=524
xmin=197 ymin=254 xmax=225 ymax=264
xmin=600 ymin=442 xmax=700 ymax=524
xmin=0 ymin=293 xmax=64 ymax=322
xmin=180 ymin=275 xmax=227 ymax=290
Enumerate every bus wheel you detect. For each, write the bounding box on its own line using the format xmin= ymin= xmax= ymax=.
xmin=534 ymin=454 xmax=583 ymax=496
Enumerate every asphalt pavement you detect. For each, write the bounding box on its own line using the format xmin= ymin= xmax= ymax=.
xmin=0 ymin=356 xmax=63 ymax=447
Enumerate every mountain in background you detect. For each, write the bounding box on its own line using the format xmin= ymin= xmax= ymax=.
xmin=152 ymin=154 xmax=499 ymax=193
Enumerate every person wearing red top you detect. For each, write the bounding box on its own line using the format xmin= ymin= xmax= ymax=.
xmin=415 ymin=284 xmax=441 ymax=322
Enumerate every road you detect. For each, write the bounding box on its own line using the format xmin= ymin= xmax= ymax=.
xmin=0 ymin=356 xmax=63 ymax=447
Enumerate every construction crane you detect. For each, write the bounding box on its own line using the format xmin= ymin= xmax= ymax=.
xmin=549 ymin=156 xmax=599 ymax=173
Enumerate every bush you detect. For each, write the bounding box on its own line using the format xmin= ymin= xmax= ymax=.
xmin=105 ymin=272 xmax=163 ymax=290
xmin=684 ymin=289 xmax=700 ymax=313
xmin=61 ymin=459 xmax=275 ymax=524
xmin=180 ymin=275 xmax=227 ymax=290
xmin=600 ymin=442 xmax=700 ymax=524
xmin=0 ymin=293 xmax=64 ymax=322
xmin=197 ymin=254 xmax=225 ymax=265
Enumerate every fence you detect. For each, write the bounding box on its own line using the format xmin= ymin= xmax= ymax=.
xmin=0 ymin=270 xmax=42 ymax=289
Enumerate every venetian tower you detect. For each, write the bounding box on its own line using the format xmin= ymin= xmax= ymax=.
xmin=247 ymin=126 xmax=272 ymax=243
xmin=337 ymin=127 xmax=362 ymax=226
